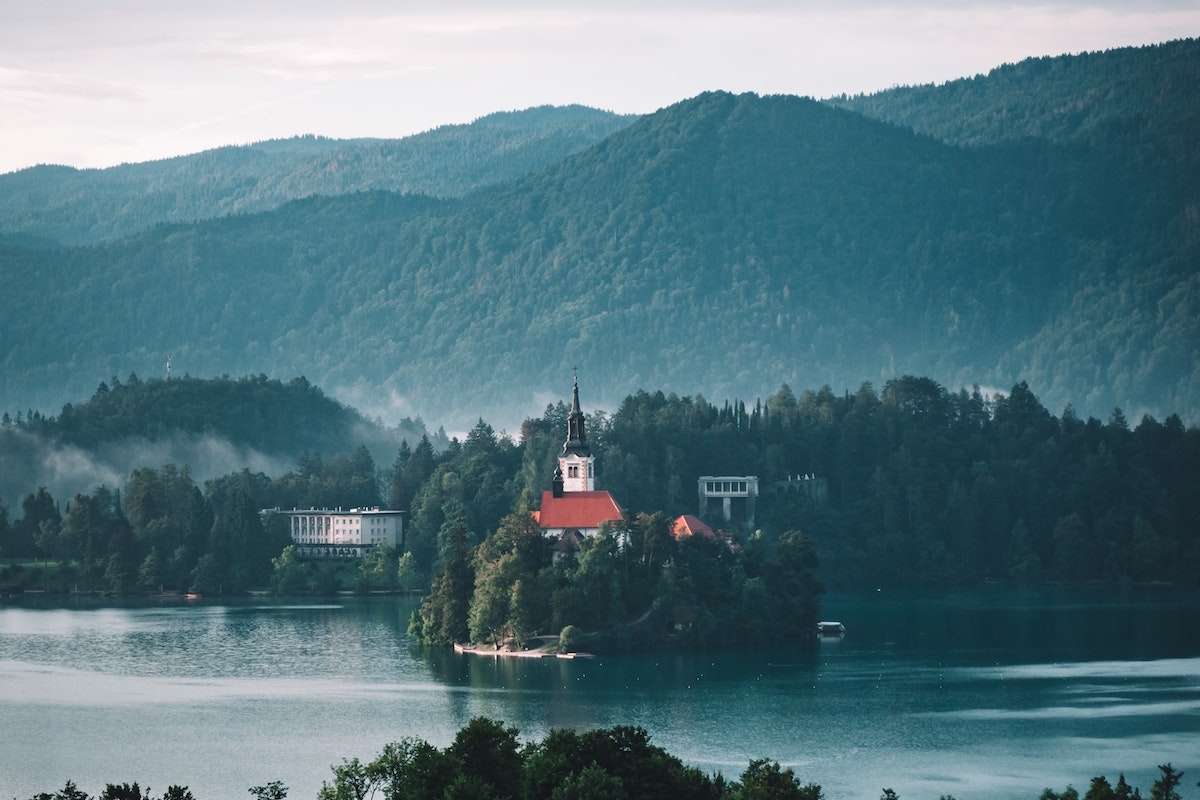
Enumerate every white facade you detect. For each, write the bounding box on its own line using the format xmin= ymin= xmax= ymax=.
xmin=698 ymin=475 xmax=759 ymax=527
xmin=276 ymin=507 xmax=404 ymax=558
xmin=559 ymin=452 xmax=595 ymax=492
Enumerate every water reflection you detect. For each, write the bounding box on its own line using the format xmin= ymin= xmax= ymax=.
xmin=1 ymin=587 xmax=1198 ymax=800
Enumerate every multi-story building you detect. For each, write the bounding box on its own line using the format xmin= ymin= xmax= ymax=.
xmin=274 ymin=507 xmax=404 ymax=559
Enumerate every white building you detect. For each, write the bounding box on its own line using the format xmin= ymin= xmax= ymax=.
xmin=698 ymin=475 xmax=759 ymax=527
xmin=274 ymin=507 xmax=404 ymax=559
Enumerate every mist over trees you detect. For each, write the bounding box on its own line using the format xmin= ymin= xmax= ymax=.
xmin=2 ymin=374 xmax=1197 ymax=600
xmin=0 ymin=373 xmax=431 ymax=514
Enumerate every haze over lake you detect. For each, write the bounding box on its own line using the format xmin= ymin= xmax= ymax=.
xmin=3 ymin=586 xmax=1198 ymax=800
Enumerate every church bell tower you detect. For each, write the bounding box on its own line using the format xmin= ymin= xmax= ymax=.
xmin=557 ymin=376 xmax=595 ymax=493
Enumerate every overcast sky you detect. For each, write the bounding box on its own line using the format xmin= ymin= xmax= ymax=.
xmin=2 ymin=1 xmax=1197 ymax=175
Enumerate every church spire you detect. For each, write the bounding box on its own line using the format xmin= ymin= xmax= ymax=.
xmin=557 ymin=374 xmax=595 ymax=492
xmin=563 ymin=374 xmax=590 ymax=457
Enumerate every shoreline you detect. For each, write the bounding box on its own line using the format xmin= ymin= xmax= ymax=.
xmin=453 ymin=635 xmax=595 ymax=659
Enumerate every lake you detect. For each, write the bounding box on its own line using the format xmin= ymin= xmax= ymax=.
xmin=2 ymin=586 xmax=1198 ymax=800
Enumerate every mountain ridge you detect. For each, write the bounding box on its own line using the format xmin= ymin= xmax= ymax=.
xmin=1 ymin=42 xmax=1196 ymax=429
xmin=0 ymin=105 xmax=637 ymax=245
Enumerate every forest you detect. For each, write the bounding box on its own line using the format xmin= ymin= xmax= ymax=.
xmin=0 ymin=105 xmax=634 ymax=245
xmin=1 ymin=41 xmax=1197 ymax=427
xmin=18 ymin=718 xmax=1195 ymax=800
xmin=1 ymin=373 xmax=1196 ymax=607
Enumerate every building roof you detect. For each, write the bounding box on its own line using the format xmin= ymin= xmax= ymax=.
xmin=672 ymin=514 xmax=716 ymax=540
xmin=534 ymin=490 xmax=623 ymax=530
xmin=552 ymin=529 xmax=583 ymax=553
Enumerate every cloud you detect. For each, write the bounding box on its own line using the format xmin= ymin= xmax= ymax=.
xmin=0 ymin=67 xmax=142 ymax=104
xmin=1 ymin=1 xmax=1198 ymax=172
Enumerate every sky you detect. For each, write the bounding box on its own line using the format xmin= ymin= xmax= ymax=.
xmin=2 ymin=1 xmax=1198 ymax=175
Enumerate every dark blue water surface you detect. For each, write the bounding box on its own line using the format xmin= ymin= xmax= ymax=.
xmin=2 ymin=586 xmax=1197 ymax=800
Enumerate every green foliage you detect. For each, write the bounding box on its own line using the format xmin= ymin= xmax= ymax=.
xmin=409 ymin=515 xmax=475 ymax=645
xmin=247 ymin=782 xmax=287 ymax=800
xmin=733 ymin=760 xmax=823 ymax=800
xmin=550 ymin=764 xmax=626 ymax=800
xmin=1084 ymin=774 xmax=1139 ymax=800
xmin=368 ymin=738 xmax=459 ymax=800
xmin=449 ymin=717 xmax=524 ymax=800
xmin=4 ymin=44 xmax=1200 ymax=427
xmin=26 ymin=783 xmax=197 ymax=800
xmin=827 ymin=39 xmax=1200 ymax=147
xmin=17 ymin=731 xmax=1197 ymax=800
xmin=268 ymin=546 xmax=310 ymax=596
xmin=0 ymin=106 xmax=636 ymax=246
xmin=1150 ymin=764 xmax=1185 ymax=800
xmin=356 ymin=543 xmax=398 ymax=591
xmin=1040 ymin=787 xmax=1081 ymax=800
xmin=30 ymin=781 xmax=91 ymax=800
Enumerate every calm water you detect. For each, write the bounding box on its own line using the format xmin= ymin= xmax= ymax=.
xmin=2 ymin=587 xmax=1198 ymax=800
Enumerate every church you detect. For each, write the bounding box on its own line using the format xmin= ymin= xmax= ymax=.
xmin=531 ymin=377 xmax=623 ymax=544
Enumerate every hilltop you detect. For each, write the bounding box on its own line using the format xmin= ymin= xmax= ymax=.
xmin=0 ymin=40 xmax=1197 ymax=427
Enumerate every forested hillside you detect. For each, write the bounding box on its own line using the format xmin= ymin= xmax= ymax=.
xmin=3 ymin=375 xmax=1195 ymax=600
xmin=0 ymin=105 xmax=635 ymax=245
xmin=1 ymin=41 xmax=1197 ymax=428
xmin=826 ymin=38 xmax=1200 ymax=145
xmin=0 ymin=373 xmax=433 ymax=513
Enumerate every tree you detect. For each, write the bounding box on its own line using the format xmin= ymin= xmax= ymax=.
xmin=0 ymin=502 xmax=9 ymax=558
xmin=189 ymin=553 xmax=222 ymax=594
xmin=396 ymin=551 xmax=422 ymax=592
xmin=31 ymin=780 xmax=91 ymax=800
xmin=368 ymin=738 xmax=459 ymax=800
xmin=469 ymin=551 xmax=520 ymax=646
xmin=734 ymin=759 xmax=822 ymax=800
xmin=317 ymin=758 xmax=377 ymax=800
xmin=357 ymin=544 xmax=397 ymax=591
xmin=14 ymin=487 xmax=61 ymax=558
xmin=1084 ymin=775 xmax=1137 ymax=800
xmin=348 ymin=445 xmax=380 ymax=509
xmin=550 ymin=764 xmax=627 ymax=800
xmin=1150 ymin=764 xmax=1184 ymax=800
xmin=409 ymin=515 xmax=474 ymax=645
xmin=269 ymin=546 xmax=310 ymax=596
xmin=387 ymin=439 xmax=413 ymax=511
xmin=1040 ymin=787 xmax=1081 ymax=800
xmin=448 ymin=717 xmax=523 ymax=800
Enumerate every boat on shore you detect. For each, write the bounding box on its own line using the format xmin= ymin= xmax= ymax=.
xmin=818 ymin=620 xmax=846 ymax=637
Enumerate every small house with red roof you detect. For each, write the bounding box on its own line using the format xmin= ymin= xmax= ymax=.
xmin=671 ymin=514 xmax=715 ymax=541
xmin=532 ymin=377 xmax=624 ymax=547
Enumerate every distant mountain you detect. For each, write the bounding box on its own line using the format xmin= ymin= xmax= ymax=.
xmin=825 ymin=38 xmax=1200 ymax=146
xmin=0 ymin=105 xmax=636 ymax=245
xmin=1 ymin=42 xmax=1196 ymax=429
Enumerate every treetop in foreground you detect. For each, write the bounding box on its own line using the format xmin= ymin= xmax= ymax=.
xmin=22 ymin=727 xmax=1192 ymax=800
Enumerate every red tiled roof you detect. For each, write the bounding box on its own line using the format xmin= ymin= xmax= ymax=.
xmin=534 ymin=490 xmax=623 ymax=530
xmin=672 ymin=514 xmax=715 ymax=540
